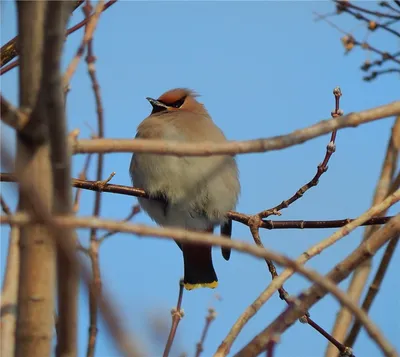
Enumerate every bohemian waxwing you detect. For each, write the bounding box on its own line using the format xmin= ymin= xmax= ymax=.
xmin=129 ymin=88 xmax=240 ymax=290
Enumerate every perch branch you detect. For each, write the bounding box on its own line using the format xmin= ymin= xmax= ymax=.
xmin=71 ymin=101 xmax=400 ymax=156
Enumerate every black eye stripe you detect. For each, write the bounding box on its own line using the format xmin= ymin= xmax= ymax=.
xmin=161 ymin=96 xmax=186 ymax=108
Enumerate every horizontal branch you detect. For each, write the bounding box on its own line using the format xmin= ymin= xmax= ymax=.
xmin=0 ymin=173 xmax=393 ymax=230
xmin=1 ymin=212 xmax=397 ymax=357
xmin=71 ymin=101 xmax=400 ymax=156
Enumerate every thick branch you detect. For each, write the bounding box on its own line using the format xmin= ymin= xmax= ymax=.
xmin=14 ymin=2 xmax=55 ymax=357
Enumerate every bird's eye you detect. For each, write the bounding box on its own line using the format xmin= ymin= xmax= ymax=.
xmin=169 ymin=97 xmax=186 ymax=108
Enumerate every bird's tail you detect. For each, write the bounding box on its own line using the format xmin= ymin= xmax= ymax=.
xmin=182 ymin=243 xmax=218 ymax=290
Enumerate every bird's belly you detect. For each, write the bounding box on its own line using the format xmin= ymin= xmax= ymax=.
xmin=138 ymin=197 xmax=213 ymax=230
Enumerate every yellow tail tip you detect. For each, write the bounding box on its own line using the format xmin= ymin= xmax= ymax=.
xmin=184 ymin=281 xmax=218 ymax=291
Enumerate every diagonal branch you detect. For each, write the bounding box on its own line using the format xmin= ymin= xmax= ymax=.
xmin=216 ymin=189 xmax=400 ymax=356
xmin=232 ymin=215 xmax=400 ymax=357
xmin=326 ymin=116 xmax=400 ymax=357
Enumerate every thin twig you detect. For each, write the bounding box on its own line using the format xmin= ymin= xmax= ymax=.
xmin=83 ymin=1 xmax=106 ymax=356
xmin=63 ymin=0 xmax=105 ymax=87
xmin=258 ymin=87 xmax=342 ymax=219
xmin=195 ymin=308 xmax=217 ymax=357
xmin=163 ymin=280 xmax=185 ymax=357
xmin=73 ymin=154 xmax=94 ymax=212
xmin=247 ymin=88 xmax=344 ymax=353
xmin=335 ymin=0 xmax=400 ymax=20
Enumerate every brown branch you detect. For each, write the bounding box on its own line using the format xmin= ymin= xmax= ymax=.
xmin=63 ymin=0 xmax=105 ymax=87
xmin=258 ymin=87 xmax=342 ymax=219
xmin=66 ymin=0 xmax=117 ymax=38
xmin=41 ymin=3 xmax=78 ymax=356
xmin=335 ymin=1 xmax=400 ymax=38
xmin=0 ymin=1 xmax=84 ymax=68
xmin=195 ymin=308 xmax=217 ymax=357
xmin=163 ymin=280 xmax=184 ymax=357
xmin=244 ymin=88 xmax=343 ymax=352
xmin=0 ymin=94 xmax=30 ymax=130
xmin=14 ymin=2 xmax=55 ymax=356
xmin=216 ymin=189 xmax=400 ymax=356
xmin=80 ymin=2 xmax=106 ymax=356
xmin=73 ymin=154 xmax=93 ymax=212
xmin=326 ymin=116 xmax=400 ymax=357
xmin=363 ymin=68 xmax=400 ymax=82
xmin=98 ymin=205 xmax=140 ymax=243
xmin=0 ymin=60 xmax=19 ymax=76
xmin=361 ymin=50 xmax=400 ymax=71
xmin=342 ymin=36 xmax=400 ymax=65
xmin=2 ymin=151 xmax=144 ymax=357
xmin=0 ymin=173 xmax=393 ymax=230
xmin=335 ymin=0 xmax=400 ymax=20
xmin=0 ymin=195 xmax=11 ymax=215
xmin=232 ymin=215 xmax=400 ymax=357
xmin=0 ymin=1 xmax=117 ymax=77
xmin=2 ymin=211 xmax=398 ymax=357
xmin=71 ymin=101 xmax=400 ymax=156
xmin=0 ymin=196 xmax=19 ymax=357
xmin=345 ymin=235 xmax=399 ymax=347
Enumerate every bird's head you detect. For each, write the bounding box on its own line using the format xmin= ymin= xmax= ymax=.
xmin=146 ymin=88 xmax=206 ymax=115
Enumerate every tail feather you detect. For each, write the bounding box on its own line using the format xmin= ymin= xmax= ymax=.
xmin=220 ymin=220 xmax=232 ymax=260
xmin=182 ymin=243 xmax=218 ymax=290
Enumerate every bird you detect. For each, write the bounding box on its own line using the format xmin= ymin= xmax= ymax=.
xmin=129 ymin=88 xmax=240 ymax=290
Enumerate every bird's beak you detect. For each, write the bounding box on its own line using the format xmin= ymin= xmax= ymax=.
xmin=146 ymin=97 xmax=168 ymax=110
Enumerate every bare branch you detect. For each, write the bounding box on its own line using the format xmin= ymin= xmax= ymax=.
xmin=2 ymin=212 xmax=398 ymax=357
xmin=0 ymin=173 xmax=393 ymax=230
xmin=0 ymin=1 xmax=84 ymax=68
xmin=41 ymin=2 xmax=77 ymax=356
xmin=72 ymin=101 xmax=400 ymax=156
xmin=0 ymin=94 xmax=30 ymax=130
xmin=14 ymin=2 xmax=54 ymax=357
xmin=163 ymin=280 xmax=185 ymax=357
xmin=326 ymin=116 xmax=400 ymax=356
xmin=0 ymin=198 xmax=19 ymax=357
xmin=216 ymin=189 xmax=400 ymax=356
xmin=345 ymin=235 xmax=399 ymax=347
xmin=232 ymin=215 xmax=400 ymax=357
xmin=2 ymin=148 xmax=145 ymax=357
xmin=195 ymin=308 xmax=217 ymax=357
xmin=63 ymin=0 xmax=105 ymax=87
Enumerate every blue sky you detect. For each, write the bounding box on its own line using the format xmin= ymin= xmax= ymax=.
xmin=1 ymin=1 xmax=399 ymax=356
